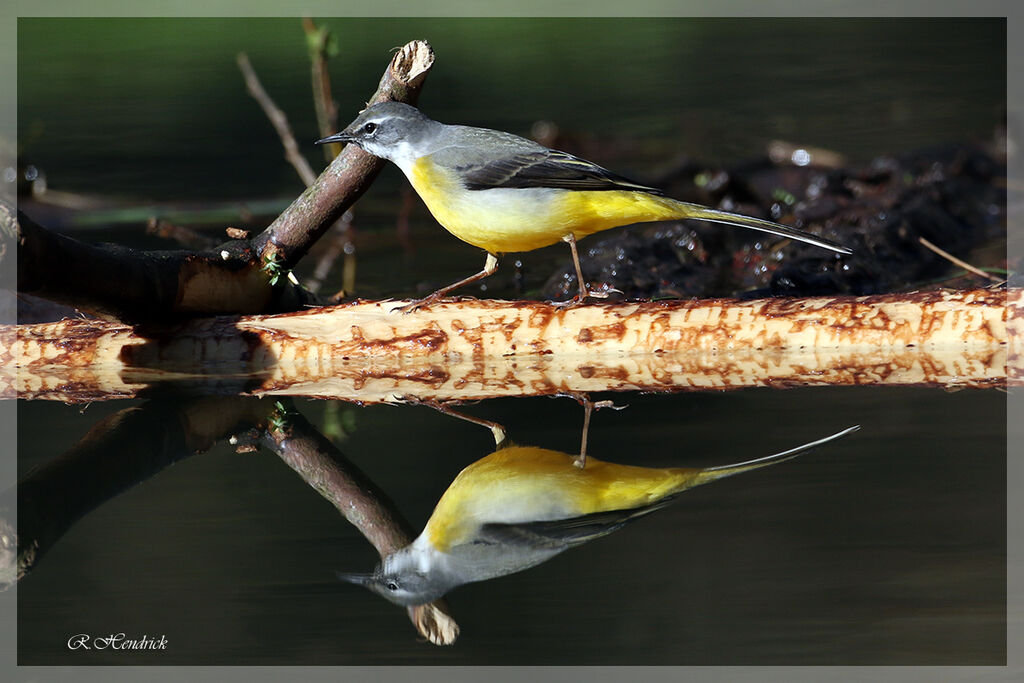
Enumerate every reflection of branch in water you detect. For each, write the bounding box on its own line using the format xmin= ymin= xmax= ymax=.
xmin=258 ymin=402 xmax=459 ymax=645
xmin=7 ymin=398 xmax=271 ymax=586
xmin=7 ymin=395 xmax=458 ymax=643
xmin=341 ymin=426 xmax=860 ymax=609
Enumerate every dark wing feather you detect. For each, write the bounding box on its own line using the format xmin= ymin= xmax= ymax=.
xmin=458 ymin=150 xmax=663 ymax=194
xmin=476 ymin=496 xmax=679 ymax=549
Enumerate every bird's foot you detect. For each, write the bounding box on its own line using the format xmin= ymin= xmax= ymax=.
xmin=551 ymin=286 xmax=622 ymax=308
xmin=393 ymin=295 xmax=442 ymax=314
xmin=551 ymin=296 xmax=585 ymax=309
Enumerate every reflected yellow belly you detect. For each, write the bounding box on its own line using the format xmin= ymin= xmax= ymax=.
xmin=424 ymin=446 xmax=697 ymax=552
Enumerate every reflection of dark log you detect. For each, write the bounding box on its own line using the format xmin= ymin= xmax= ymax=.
xmin=8 ymin=398 xmax=270 ymax=584
xmin=1 ymin=288 xmax=1013 ymax=403
xmin=8 ymin=40 xmax=434 ymax=322
xmin=262 ymin=405 xmax=459 ymax=645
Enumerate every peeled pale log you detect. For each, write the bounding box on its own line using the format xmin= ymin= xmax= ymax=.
xmin=1 ymin=288 xmax=1014 ymax=403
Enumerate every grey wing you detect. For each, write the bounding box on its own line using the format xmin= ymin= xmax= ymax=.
xmin=432 ymin=129 xmax=662 ymax=194
xmin=461 ymin=150 xmax=663 ymax=193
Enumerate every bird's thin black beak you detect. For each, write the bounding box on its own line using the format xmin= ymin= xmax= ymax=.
xmin=336 ymin=571 xmax=372 ymax=586
xmin=315 ymin=131 xmax=354 ymax=146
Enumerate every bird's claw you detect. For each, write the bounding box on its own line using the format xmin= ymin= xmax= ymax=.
xmin=393 ymin=297 xmax=436 ymax=314
xmin=551 ymin=286 xmax=623 ymax=308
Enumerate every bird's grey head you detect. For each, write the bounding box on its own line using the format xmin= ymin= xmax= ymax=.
xmin=316 ymin=101 xmax=441 ymax=164
xmin=337 ymin=547 xmax=449 ymax=607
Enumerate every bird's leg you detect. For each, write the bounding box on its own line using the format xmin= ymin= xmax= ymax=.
xmin=568 ymin=393 xmax=627 ymax=468
xmin=397 ymin=252 xmax=499 ymax=313
xmin=408 ymin=398 xmax=507 ymax=447
xmin=574 ymin=397 xmax=596 ymax=469
xmin=566 ymin=233 xmax=589 ymax=304
xmin=553 ymin=234 xmax=620 ymax=308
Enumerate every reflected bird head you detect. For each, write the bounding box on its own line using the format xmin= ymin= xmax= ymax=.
xmin=338 ymin=546 xmax=450 ymax=607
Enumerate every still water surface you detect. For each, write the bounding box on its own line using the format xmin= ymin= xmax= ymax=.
xmin=12 ymin=17 xmax=1007 ymax=665
xmin=14 ymin=388 xmax=1005 ymax=664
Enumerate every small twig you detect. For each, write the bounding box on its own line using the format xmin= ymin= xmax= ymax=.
xmin=302 ymin=17 xmax=341 ymax=162
xmin=918 ymin=237 xmax=1002 ymax=283
xmin=145 ymin=217 xmax=219 ymax=250
xmin=988 ymin=277 xmax=1009 ymax=289
xmin=236 ymin=52 xmax=317 ymax=187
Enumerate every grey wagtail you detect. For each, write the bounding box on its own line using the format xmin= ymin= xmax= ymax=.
xmin=339 ymin=425 xmax=859 ymax=606
xmin=317 ymin=102 xmax=852 ymax=308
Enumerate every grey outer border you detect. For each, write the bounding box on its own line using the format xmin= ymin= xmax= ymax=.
xmin=0 ymin=1 xmax=1018 ymax=682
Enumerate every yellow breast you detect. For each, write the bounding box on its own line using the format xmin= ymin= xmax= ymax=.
xmin=408 ymin=157 xmax=685 ymax=254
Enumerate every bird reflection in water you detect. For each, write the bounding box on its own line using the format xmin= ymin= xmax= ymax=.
xmin=339 ymin=425 xmax=859 ymax=606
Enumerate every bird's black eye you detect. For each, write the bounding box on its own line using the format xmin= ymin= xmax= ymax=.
xmin=385 ymin=580 xmax=399 ymax=591
xmin=363 ymin=122 xmax=377 ymax=135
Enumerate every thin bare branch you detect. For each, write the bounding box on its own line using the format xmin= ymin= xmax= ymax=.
xmin=146 ymin=217 xmax=219 ymax=250
xmin=302 ymin=17 xmax=341 ymax=162
xmin=300 ymin=18 xmax=357 ymax=294
xmin=237 ymin=52 xmax=318 ymax=187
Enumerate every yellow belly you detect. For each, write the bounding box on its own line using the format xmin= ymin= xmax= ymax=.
xmin=409 ymin=157 xmax=685 ymax=254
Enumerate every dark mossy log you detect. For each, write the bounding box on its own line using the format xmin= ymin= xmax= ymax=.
xmin=1 ymin=288 xmax=1013 ymax=403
